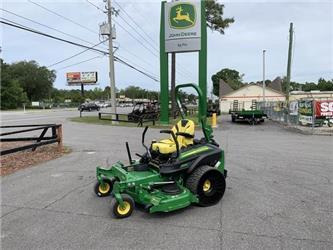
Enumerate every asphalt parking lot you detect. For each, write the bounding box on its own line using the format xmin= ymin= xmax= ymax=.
xmin=1 ymin=110 xmax=332 ymax=249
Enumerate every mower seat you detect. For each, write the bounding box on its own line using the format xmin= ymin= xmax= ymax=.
xmin=152 ymin=119 xmax=195 ymax=155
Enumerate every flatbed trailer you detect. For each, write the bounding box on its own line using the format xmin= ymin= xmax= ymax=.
xmin=229 ymin=100 xmax=267 ymax=124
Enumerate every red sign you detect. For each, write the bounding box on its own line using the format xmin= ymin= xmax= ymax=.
xmin=66 ymin=72 xmax=81 ymax=83
xmin=315 ymin=100 xmax=333 ymax=117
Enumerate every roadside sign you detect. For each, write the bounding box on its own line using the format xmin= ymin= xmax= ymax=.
xmin=298 ymin=100 xmax=313 ymax=125
xmin=81 ymin=72 xmax=98 ymax=83
xmin=66 ymin=72 xmax=98 ymax=85
xmin=66 ymin=72 xmax=81 ymax=83
xmin=165 ymin=1 xmax=201 ymax=53
xmin=315 ymin=100 xmax=333 ymax=117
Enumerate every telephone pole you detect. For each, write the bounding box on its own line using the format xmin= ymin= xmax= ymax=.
xmin=286 ymin=22 xmax=293 ymax=104
xmin=107 ymin=0 xmax=117 ymax=116
xmin=263 ymin=49 xmax=266 ymax=104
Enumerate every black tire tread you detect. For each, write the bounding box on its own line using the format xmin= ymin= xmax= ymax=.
xmin=186 ymin=165 xmax=226 ymax=207
xmin=186 ymin=165 xmax=212 ymax=194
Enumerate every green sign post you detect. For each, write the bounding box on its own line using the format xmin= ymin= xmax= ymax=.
xmin=160 ymin=0 xmax=207 ymax=125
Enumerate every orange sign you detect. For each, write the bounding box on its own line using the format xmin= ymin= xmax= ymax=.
xmin=66 ymin=72 xmax=81 ymax=83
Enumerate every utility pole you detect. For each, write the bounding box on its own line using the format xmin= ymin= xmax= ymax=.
xmin=171 ymin=53 xmax=176 ymax=118
xmin=286 ymin=22 xmax=293 ymax=104
xmin=107 ymin=0 xmax=117 ymax=117
xmin=262 ymin=49 xmax=266 ymax=104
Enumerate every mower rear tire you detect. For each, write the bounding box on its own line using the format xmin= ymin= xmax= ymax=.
xmin=94 ymin=178 xmax=114 ymax=197
xmin=186 ymin=165 xmax=226 ymax=207
xmin=111 ymin=194 xmax=135 ymax=219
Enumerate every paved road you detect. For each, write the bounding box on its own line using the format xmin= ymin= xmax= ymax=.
xmin=1 ymin=110 xmax=332 ymax=249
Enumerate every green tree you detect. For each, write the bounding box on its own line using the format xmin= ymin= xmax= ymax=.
xmin=1 ymin=59 xmax=28 ymax=109
xmin=302 ymin=82 xmax=318 ymax=92
xmin=205 ymin=0 xmax=235 ymax=34
xmin=281 ymin=76 xmax=302 ymax=93
xmin=9 ymin=60 xmax=56 ymax=101
xmin=1 ymin=79 xmax=28 ymax=109
xmin=317 ymin=78 xmax=333 ymax=91
xmin=211 ymin=68 xmax=244 ymax=96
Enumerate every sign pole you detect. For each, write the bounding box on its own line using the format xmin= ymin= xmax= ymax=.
xmin=81 ymin=83 xmax=84 ymax=97
xmin=198 ymin=0 xmax=207 ymax=122
xmin=160 ymin=1 xmax=169 ymax=125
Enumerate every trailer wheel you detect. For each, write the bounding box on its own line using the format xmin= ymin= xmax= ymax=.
xmin=111 ymin=194 xmax=134 ymax=218
xmin=186 ymin=165 xmax=226 ymax=206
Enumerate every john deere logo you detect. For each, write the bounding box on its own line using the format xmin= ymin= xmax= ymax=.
xmin=170 ymin=3 xmax=196 ymax=29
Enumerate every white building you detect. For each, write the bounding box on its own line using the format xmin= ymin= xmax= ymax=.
xmin=219 ymin=82 xmax=286 ymax=112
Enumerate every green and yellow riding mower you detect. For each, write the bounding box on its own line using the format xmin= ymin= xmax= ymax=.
xmin=94 ymin=84 xmax=227 ymax=218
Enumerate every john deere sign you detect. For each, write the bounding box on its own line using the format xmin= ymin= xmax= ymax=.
xmin=165 ymin=1 xmax=201 ymax=52
xmin=170 ymin=4 xmax=196 ymax=29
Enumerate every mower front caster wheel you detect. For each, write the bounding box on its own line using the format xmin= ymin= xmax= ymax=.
xmin=94 ymin=178 xmax=114 ymax=197
xmin=111 ymin=194 xmax=135 ymax=219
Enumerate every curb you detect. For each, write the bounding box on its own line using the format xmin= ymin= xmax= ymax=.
xmin=270 ymin=120 xmax=333 ymax=136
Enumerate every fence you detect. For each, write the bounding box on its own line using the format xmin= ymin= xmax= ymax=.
xmin=98 ymin=112 xmax=157 ymax=126
xmin=258 ymin=99 xmax=333 ymax=130
xmin=0 ymin=124 xmax=63 ymax=155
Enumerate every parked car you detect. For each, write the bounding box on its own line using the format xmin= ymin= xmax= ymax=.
xmin=78 ymin=103 xmax=100 ymax=112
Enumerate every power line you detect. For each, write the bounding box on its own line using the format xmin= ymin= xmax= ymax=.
xmin=84 ymin=1 xmax=160 ymax=67
xmin=112 ymin=17 xmax=193 ymax=81
xmin=116 ymin=56 xmax=159 ymax=82
xmin=111 ymin=16 xmax=159 ymax=58
xmin=113 ymin=3 xmax=158 ymax=53
xmin=48 ymin=40 xmax=107 ymax=68
xmin=116 ymin=53 xmax=159 ymax=79
xmin=86 ymin=0 xmax=106 ymax=14
xmin=0 ymin=8 xmax=106 ymax=49
xmin=1 ymin=9 xmax=113 ymax=70
xmin=28 ymin=0 xmax=99 ymax=35
xmin=0 ymin=19 xmax=108 ymax=54
xmin=114 ymin=1 xmax=156 ymax=45
xmin=113 ymin=1 xmax=193 ymax=80
xmin=0 ymin=19 xmax=158 ymax=82
xmin=55 ymin=55 xmax=103 ymax=71
xmin=117 ymin=45 xmax=158 ymax=71
xmin=85 ymin=1 xmax=159 ymax=72
xmin=84 ymin=1 xmax=192 ymax=82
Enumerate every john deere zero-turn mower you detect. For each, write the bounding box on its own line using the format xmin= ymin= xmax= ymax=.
xmin=94 ymin=84 xmax=227 ymax=218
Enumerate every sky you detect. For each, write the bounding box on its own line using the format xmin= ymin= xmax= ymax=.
xmin=1 ymin=0 xmax=333 ymax=94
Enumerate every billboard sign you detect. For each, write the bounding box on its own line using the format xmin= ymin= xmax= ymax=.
xmin=315 ymin=100 xmax=333 ymax=117
xmin=165 ymin=1 xmax=201 ymax=53
xmin=298 ymin=100 xmax=313 ymax=125
xmin=66 ymin=72 xmax=98 ymax=85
